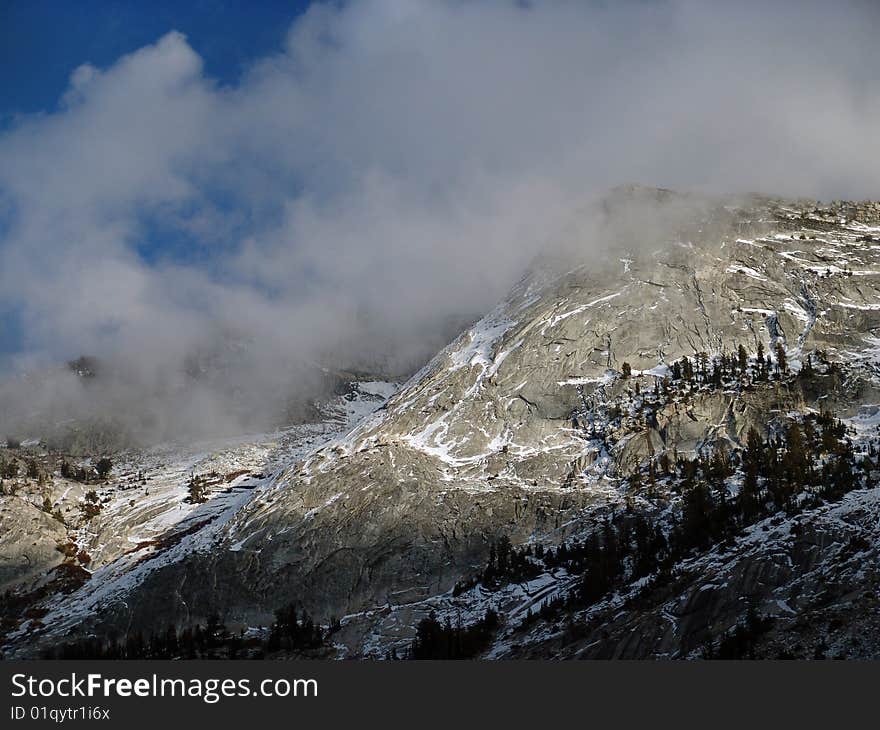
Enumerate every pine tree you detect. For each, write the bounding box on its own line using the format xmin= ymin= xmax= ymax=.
xmin=783 ymin=421 xmax=807 ymax=486
xmin=187 ymin=473 xmax=208 ymax=504
xmin=630 ymin=469 xmax=643 ymax=492
xmin=740 ymin=467 xmax=761 ymax=520
xmin=81 ymin=489 xmax=102 ymax=518
xmin=744 ymin=427 xmax=765 ymax=472
xmin=681 ymin=356 xmax=694 ymax=381
xmin=95 ymin=457 xmax=113 ymax=480
xmin=680 ymin=477 xmax=714 ymax=550
xmin=697 ymin=351 xmax=709 ymax=378
xmin=801 ymin=353 xmax=814 ymax=376
xmin=659 ymin=451 xmax=671 ymax=475
xmin=775 ymin=342 xmax=787 ymax=375
xmin=738 ymin=344 xmax=748 ymax=375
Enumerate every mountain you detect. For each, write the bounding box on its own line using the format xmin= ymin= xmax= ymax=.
xmin=5 ymin=187 xmax=880 ymax=659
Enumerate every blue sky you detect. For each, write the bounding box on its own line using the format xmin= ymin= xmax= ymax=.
xmin=0 ymin=0 xmax=311 ymax=122
xmin=0 ymin=0 xmax=312 ymax=364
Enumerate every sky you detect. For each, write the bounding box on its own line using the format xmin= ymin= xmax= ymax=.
xmin=1 ymin=0 xmax=312 ymax=366
xmin=1 ymin=0 xmax=879 ymax=440
xmin=0 ymin=1 xmax=311 ymax=121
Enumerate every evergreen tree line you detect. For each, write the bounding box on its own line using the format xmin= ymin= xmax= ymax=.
xmin=455 ymin=408 xmax=868 ymax=647
xmin=59 ymin=456 xmax=113 ymax=482
xmin=577 ymin=347 xmax=833 ymax=443
xmin=577 ymin=412 xmax=864 ymax=608
xmin=405 ymin=608 xmax=499 ymax=659
xmin=42 ymin=602 xmax=329 ymax=659
xmin=700 ymin=607 xmax=775 ymax=659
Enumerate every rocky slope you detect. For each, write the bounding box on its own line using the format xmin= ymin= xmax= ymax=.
xmin=6 ymin=187 xmax=880 ymax=658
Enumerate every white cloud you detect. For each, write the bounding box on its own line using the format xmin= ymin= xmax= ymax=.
xmin=0 ymin=0 xmax=878 ymax=439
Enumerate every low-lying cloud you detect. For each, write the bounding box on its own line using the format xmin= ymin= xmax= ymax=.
xmin=1 ymin=0 xmax=879 ymax=443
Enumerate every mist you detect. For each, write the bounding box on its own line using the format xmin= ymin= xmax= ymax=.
xmin=1 ymin=0 xmax=879 ymax=445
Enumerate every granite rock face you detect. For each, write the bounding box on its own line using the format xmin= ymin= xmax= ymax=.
xmin=8 ymin=188 xmax=880 ymax=658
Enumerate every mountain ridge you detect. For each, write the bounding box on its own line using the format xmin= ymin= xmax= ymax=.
xmin=7 ymin=187 xmax=880 ymax=658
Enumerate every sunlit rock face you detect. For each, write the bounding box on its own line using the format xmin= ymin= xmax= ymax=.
xmin=8 ymin=188 xmax=880 ymax=659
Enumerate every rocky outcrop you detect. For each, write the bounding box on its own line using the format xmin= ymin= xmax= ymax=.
xmin=500 ymin=485 xmax=880 ymax=659
xmin=9 ymin=188 xmax=880 ymax=658
xmin=0 ymin=498 xmax=67 ymax=592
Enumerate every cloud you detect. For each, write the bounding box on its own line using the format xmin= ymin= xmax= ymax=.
xmin=0 ymin=0 xmax=878 ymax=440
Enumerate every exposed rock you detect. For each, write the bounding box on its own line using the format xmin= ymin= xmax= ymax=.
xmin=8 ymin=188 xmax=880 ymax=659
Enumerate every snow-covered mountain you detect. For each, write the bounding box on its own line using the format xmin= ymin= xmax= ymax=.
xmin=6 ymin=187 xmax=880 ymax=659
